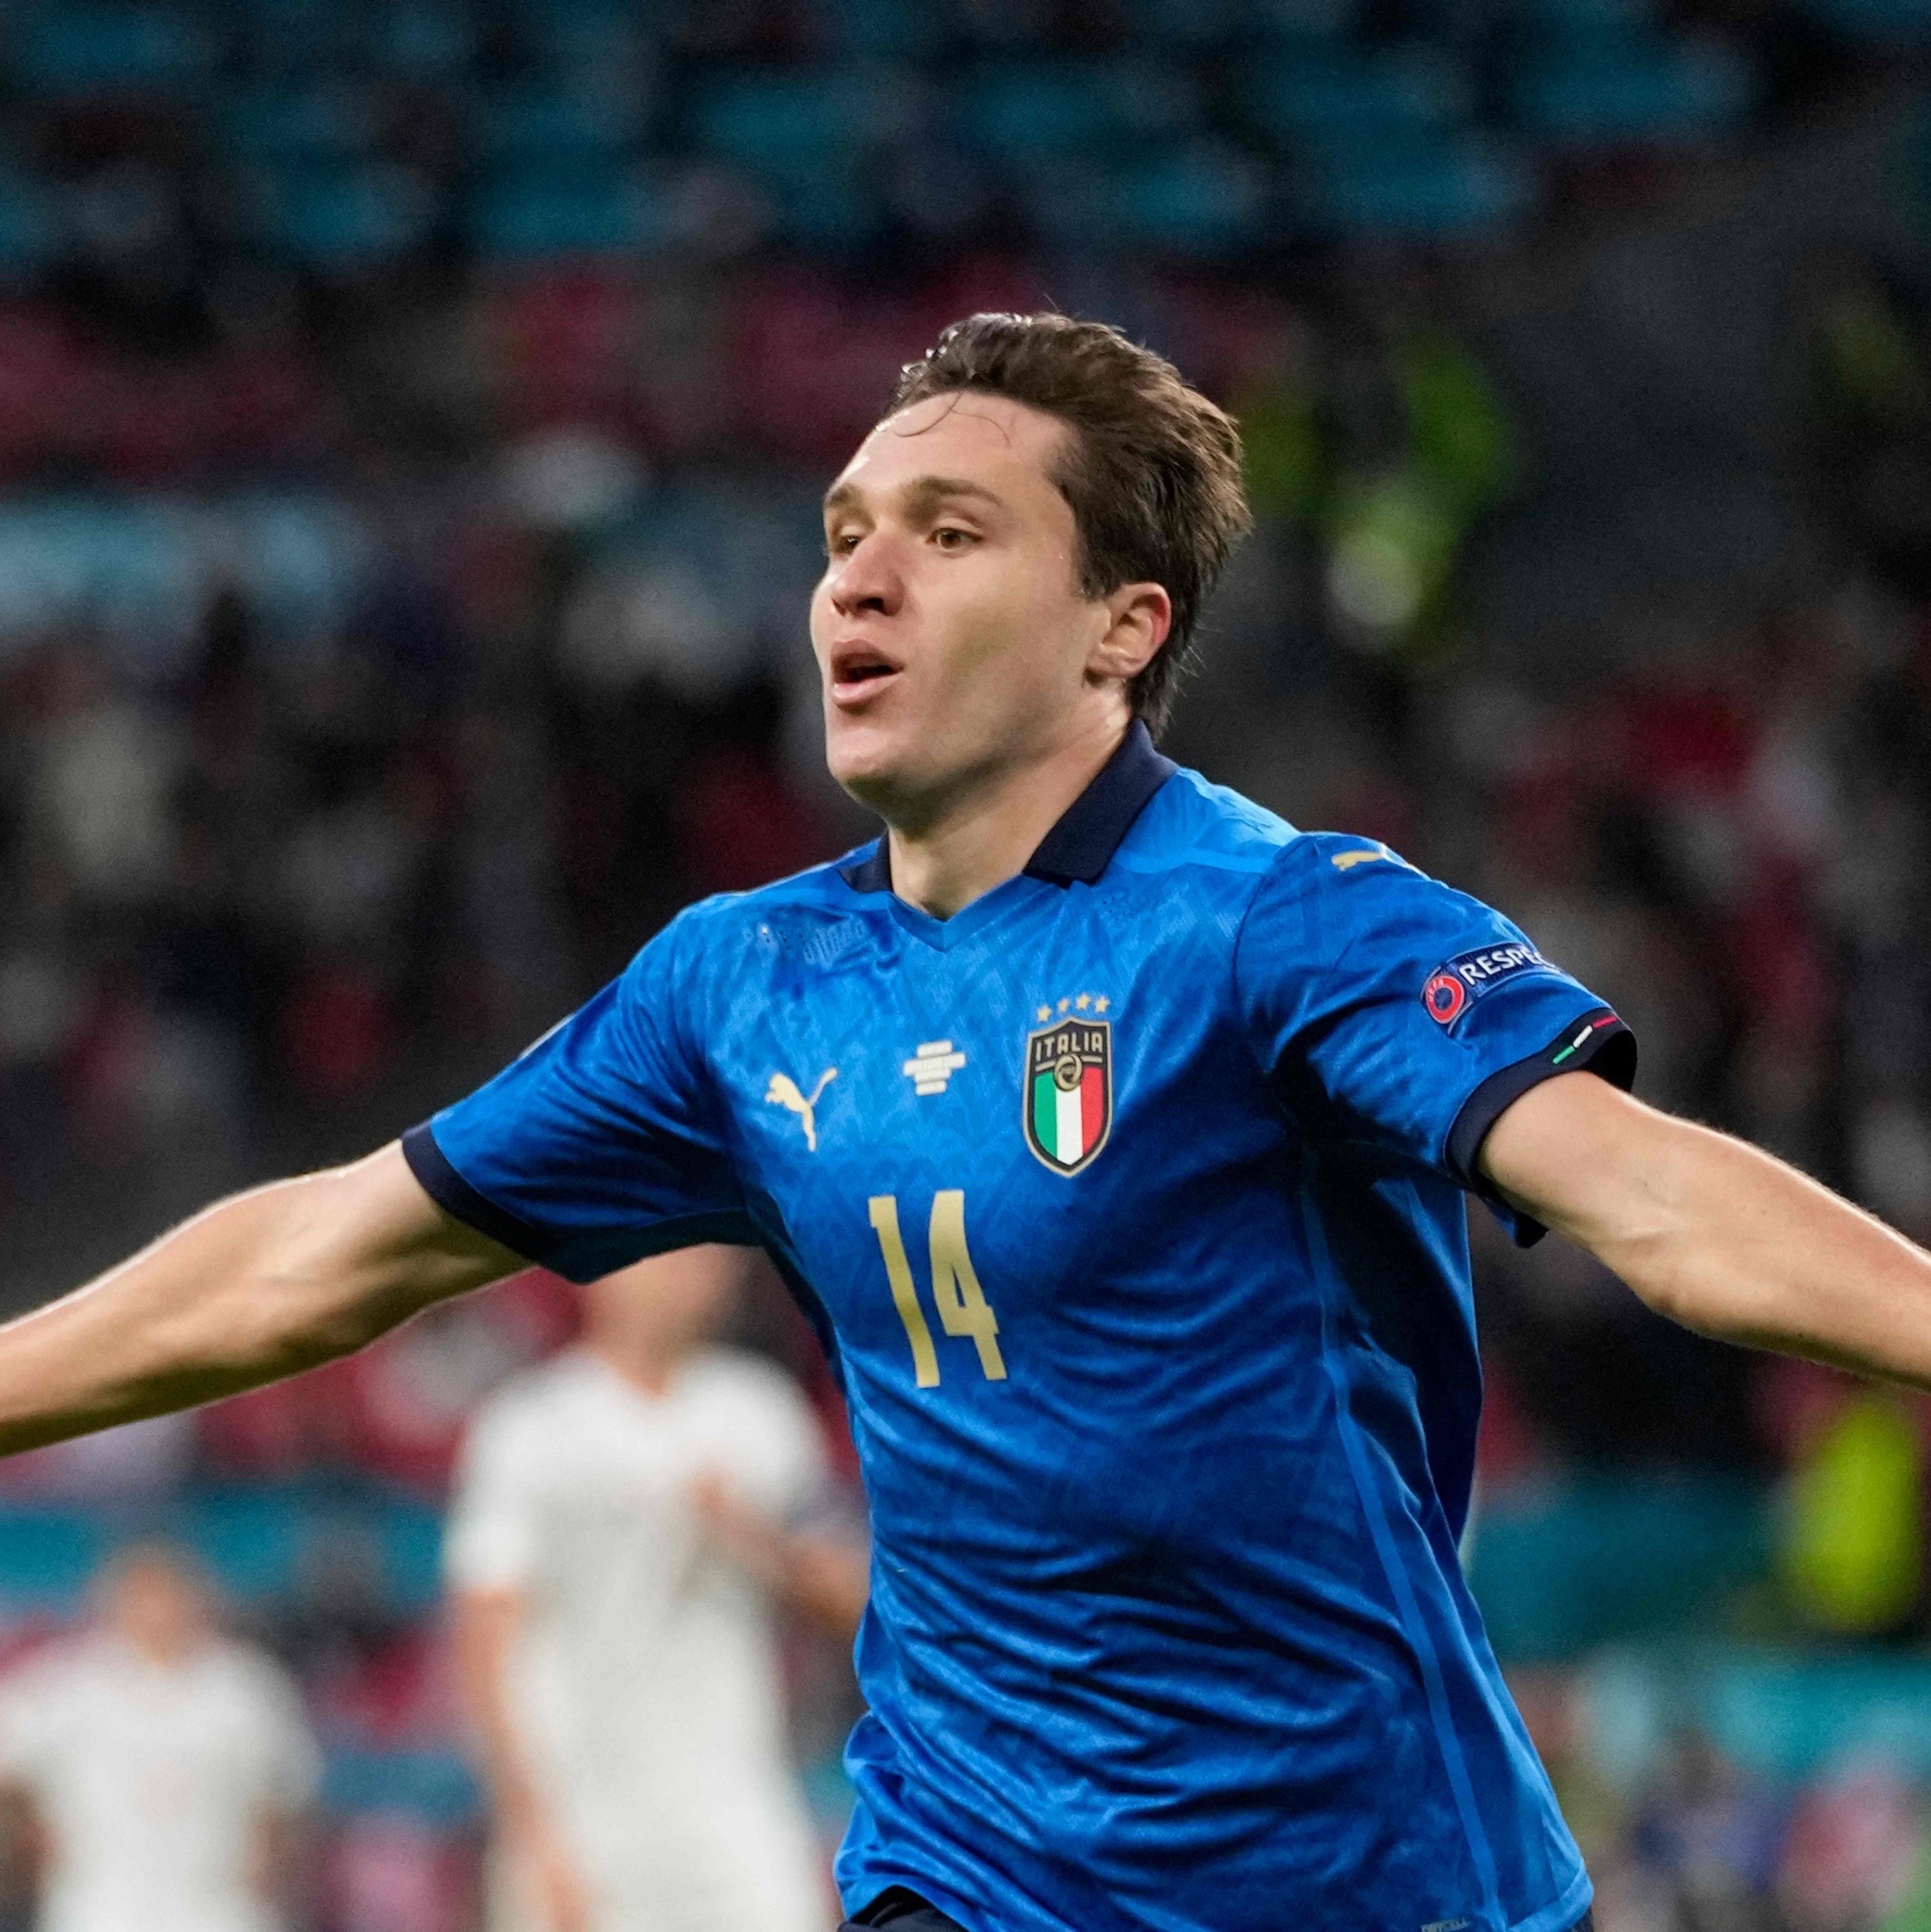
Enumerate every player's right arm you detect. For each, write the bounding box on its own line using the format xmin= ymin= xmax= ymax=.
xmin=0 ymin=1142 xmax=522 ymax=1459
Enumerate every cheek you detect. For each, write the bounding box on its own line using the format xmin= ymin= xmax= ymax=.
xmin=806 ymin=577 xmax=837 ymax=657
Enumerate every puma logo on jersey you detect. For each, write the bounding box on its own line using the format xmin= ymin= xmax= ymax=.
xmin=765 ymin=1068 xmax=837 ymax=1151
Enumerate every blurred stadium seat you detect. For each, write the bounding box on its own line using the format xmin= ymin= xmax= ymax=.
xmin=12 ymin=1 xmax=213 ymax=95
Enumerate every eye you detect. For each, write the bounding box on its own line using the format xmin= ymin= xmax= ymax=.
xmin=826 ymin=529 xmax=863 ymax=556
xmin=932 ymin=525 xmax=975 ymax=552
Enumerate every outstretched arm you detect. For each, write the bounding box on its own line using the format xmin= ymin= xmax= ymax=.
xmin=1481 ymin=1073 xmax=1931 ymax=1386
xmin=0 ymin=1142 xmax=524 ymax=1458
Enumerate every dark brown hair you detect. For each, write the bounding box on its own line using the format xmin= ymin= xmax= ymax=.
xmin=887 ymin=312 xmax=1251 ymax=735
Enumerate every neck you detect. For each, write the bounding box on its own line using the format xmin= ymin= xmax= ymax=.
xmin=123 ymin=1631 xmax=197 ymax=1668
xmin=888 ymin=711 xmax=1130 ymax=919
xmin=588 ymin=1332 xmax=685 ymax=1398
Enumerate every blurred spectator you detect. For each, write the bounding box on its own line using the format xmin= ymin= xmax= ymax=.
xmin=0 ymin=1542 xmax=319 ymax=1932
xmin=1625 ymin=1728 xmax=1787 ymax=1932
xmin=446 ymin=1246 xmax=864 ymax=1932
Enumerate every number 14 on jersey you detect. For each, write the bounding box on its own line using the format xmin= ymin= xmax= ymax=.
xmin=867 ymin=1192 xmax=1007 ymax=1387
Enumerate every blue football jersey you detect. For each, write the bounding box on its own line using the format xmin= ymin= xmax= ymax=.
xmin=404 ymin=724 xmax=1632 ymax=1932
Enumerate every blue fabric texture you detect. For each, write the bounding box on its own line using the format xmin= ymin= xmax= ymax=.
xmin=407 ymin=736 xmax=1630 ymax=1932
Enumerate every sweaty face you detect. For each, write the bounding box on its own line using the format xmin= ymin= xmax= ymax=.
xmin=811 ymin=393 xmax=1116 ymax=824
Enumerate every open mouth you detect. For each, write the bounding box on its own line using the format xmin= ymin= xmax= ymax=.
xmin=830 ymin=642 xmax=902 ymax=706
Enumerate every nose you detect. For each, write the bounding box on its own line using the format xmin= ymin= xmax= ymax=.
xmin=828 ymin=527 xmax=904 ymax=619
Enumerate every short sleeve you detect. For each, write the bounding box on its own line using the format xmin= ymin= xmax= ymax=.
xmin=443 ymin=1396 xmax=544 ymax=1594
xmin=1235 ymin=839 xmax=1635 ymax=1245
xmin=403 ymin=911 xmax=753 ymax=1284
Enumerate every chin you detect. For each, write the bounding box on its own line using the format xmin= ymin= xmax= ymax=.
xmin=824 ymin=725 xmax=910 ymax=810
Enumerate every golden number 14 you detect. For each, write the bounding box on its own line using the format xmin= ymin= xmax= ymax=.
xmin=866 ymin=1190 xmax=1007 ymax=1387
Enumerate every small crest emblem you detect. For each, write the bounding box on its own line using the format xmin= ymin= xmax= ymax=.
xmin=1023 ymin=1016 xmax=1112 ymax=1175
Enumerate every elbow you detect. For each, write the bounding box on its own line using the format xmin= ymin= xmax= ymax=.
xmin=1591 ymin=1221 xmax=1714 ymax=1335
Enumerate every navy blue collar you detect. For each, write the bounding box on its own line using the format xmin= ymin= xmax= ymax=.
xmin=838 ymin=721 xmax=1176 ymax=896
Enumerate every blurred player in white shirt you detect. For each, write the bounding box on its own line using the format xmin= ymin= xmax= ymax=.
xmin=0 ymin=1542 xmax=320 ymax=1932
xmin=447 ymin=1246 xmax=868 ymax=1932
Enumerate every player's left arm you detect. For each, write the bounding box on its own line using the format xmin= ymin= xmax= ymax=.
xmin=1481 ymin=1072 xmax=1931 ymax=1387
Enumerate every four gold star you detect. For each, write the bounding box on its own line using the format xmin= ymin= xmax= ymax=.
xmin=1034 ymin=994 xmax=1113 ymax=1019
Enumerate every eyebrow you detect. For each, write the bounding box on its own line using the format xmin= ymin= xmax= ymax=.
xmin=822 ymin=475 xmax=1007 ymax=521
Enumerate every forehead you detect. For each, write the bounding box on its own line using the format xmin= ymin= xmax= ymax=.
xmin=827 ymin=391 xmax=1070 ymax=505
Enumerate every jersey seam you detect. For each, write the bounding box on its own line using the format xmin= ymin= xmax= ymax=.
xmin=1301 ymin=1159 xmax=1507 ymax=1929
xmin=1227 ymin=836 xmax=1321 ymax=1093
xmin=1511 ymin=1868 xmax=1595 ymax=1932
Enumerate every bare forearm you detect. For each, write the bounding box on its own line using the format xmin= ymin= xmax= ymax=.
xmin=449 ymin=1592 xmax=549 ymax=1836
xmin=1487 ymin=1077 xmax=1931 ymax=1388
xmin=0 ymin=1144 xmax=517 ymax=1456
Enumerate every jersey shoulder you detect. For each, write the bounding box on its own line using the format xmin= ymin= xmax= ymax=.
xmin=200 ymin=1638 xmax=303 ymax=1711
xmin=1116 ymin=765 xmax=1300 ymax=879
xmin=645 ymin=851 xmax=880 ymax=987
xmin=464 ymin=1349 xmax=601 ymax=1442
xmin=684 ymin=1346 xmax=817 ymax=1426
xmin=1119 ymin=766 xmax=1433 ymax=919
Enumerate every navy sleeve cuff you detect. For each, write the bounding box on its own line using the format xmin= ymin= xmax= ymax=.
xmin=1445 ymin=1009 xmax=1637 ymax=1248
xmin=400 ymin=1122 xmax=762 ymax=1284
xmin=401 ymin=1122 xmax=551 ymax=1265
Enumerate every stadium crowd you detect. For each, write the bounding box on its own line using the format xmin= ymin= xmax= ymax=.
xmin=0 ymin=0 xmax=1929 ymax=1927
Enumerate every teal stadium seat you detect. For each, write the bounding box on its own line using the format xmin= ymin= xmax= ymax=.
xmin=1024 ymin=139 xmax=1273 ymax=254
xmin=321 ymin=1750 xmax=482 ymax=1827
xmin=1112 ymin=142 xmax=1273 ymax=254
xmin=1112 ymin=0 xmax=1264 ymax=47
xmin=0 ymin=172 xmax=57 ymax=279
xmin=469 ymin=162 xmax=665 ymax=260
xmin=1242 ymin=45 xmax=1474 ymax=158
xmin=1467 ymin=1472 xmax=1770 ymax=1661
xmin=474 ymin=79 xmax=649 ymax=168
xmin=233 ymin=0 xmax=348 ymax=76
xmin=221 ymin=81 xmax=379 ymax=168
xmin=816 ymin=0 xmax=946 ymax=57
xmin=368 ymin=0 xmax=479 ymax=79
xmin=12 ymin=1 xmax=212 ymax=95
xmin=0 ymin=1507 xmax=104 ymax=1614
xmin=1795 ymin=0 xmax=1931 ymax=44
xmin=505 ymin=0 xmax=648 ymax=74
xmin=248 ymin=163 xmax=437 ymax=271
xmin=1511 ymin=38 xmax=1755 ymax=146
xmin=959 ymin=58 xmax=1201 ymax=164
xmin=688 ymin=67 xmax=914 ymax=248
xmin=1302 ymin=134 xmax=1537 ymax=238
xmin=1251 ymin=0 xmax=1368 ymax=42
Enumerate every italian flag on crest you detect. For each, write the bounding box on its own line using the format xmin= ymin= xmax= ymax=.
xmin=1024 ymin=1017 xmax=1113 ymax=1175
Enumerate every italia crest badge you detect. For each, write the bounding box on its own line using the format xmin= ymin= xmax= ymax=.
xmin=1024 ymin=1013 xmax=1112 ymax=1175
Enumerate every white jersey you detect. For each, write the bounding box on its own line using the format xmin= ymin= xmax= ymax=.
xmin=445 ymin=1346 xmax=835 ymax=1932
xmin=0 ymin=1633 xmax=320 ymax=1932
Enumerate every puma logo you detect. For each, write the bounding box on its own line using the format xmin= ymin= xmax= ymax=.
xmin=764 ymin=1068 xmax=837 ymax=1152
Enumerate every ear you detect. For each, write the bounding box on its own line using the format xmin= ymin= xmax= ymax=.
xmin=1086 ymin=582 xmax=1171 ymax=688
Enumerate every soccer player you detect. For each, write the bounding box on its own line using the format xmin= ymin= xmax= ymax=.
xmin=0 ymin=1542 xmax=319 ymax=1932
xmin=447 ymin=1242 xmax=863 ymax=1932
xmin=0 ymin=314 xmax=1929 ymax=1932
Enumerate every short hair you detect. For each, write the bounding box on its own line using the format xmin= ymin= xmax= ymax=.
xmin=887 ymin=313 xmax=1251 ymax=734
